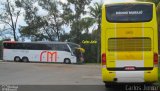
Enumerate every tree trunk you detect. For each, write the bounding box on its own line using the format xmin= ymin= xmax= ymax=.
xmin=13 ymin=29 xmax=17 ymax=41
xmin=7 ymin=0 xmax=17 ymax=41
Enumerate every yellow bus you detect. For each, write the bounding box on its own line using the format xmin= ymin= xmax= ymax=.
xmin=101 ymin=2 xmax=158 ymax=86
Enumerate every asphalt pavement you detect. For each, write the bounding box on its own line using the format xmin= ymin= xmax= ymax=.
xmin=0 ymin=62 xmax=159 ymax=91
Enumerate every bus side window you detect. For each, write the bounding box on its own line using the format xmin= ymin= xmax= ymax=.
xmin=23 ymin=43 xmax=29 ymax=50
xmin=3 ymin=43 xmax=8 ymax=49
xmin=45 ymin=44 xmax=52 ymax=50
xmin=55 ymin=44 xmax=70 ymax=52
xmin=25 ymin=43 xmax=32 ymax=50
xmin=14 ymin=43 xmax=19 ymax=49
xmin=51 ymin=44 xmax=56 ymax=50
xmin=11 ymin=43 xmax=16 ymax=49
xmin=62 ymin=45 xmax=70 ymax=52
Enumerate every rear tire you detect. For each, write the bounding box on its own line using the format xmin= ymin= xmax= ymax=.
xmin=22 ymin=57 xmax=29 ymax=62
xmin=64 ymin=58 xmax=71 ymax=64
xmin=14 ymin=56 xmax=21 ymax=62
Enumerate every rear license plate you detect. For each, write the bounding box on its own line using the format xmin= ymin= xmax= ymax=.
xmin=125 ymin=66 xmax=135 ymax=71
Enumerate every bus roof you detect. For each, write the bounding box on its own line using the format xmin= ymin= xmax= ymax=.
xmin=103 ymin=2 xmax=155 ymax=6
xmin=3 ymin=41 xmax=80 ymax=46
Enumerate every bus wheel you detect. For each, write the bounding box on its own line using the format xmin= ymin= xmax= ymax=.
xmin=22 ymin=57 xmax=29 ymax=62
xmin=14 ymin=56 xmax=21 ymax=62
xmin=64 ymin=58 xmax=71 ymax=64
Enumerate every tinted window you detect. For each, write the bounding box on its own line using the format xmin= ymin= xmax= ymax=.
xmin=3 ymin=43 xmax=70 ymax=51
xmin=23 ymin=43 xmax=56 ymax=50
xmin=68 ymin=43 xmax=80 ymax=54
xmin=108 ymin=38 xmax=151 ymax=51
xmin=106 ymin=4 xmax=153 ymax=22
xmin=55 ymin=44 xmax=70 ymax=52
xmin=3 ymin=43 xmax=14 ymax=49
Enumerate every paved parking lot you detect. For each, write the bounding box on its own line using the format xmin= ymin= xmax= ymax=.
xmin=1 ymin=62 xmax=159 ymax=91
xmin=0 ymin=62 xmax=103 ymax=85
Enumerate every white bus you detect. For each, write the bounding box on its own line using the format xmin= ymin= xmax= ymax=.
xmin=3 ymin=41 xmax=81 ymax=64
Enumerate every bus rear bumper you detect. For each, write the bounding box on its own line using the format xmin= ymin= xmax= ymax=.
xmin=102 ymin=67 xmax=158 ymax=83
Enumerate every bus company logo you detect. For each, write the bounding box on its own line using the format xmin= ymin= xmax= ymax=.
xmin=40 ymin=51 xmax=57 ymax=62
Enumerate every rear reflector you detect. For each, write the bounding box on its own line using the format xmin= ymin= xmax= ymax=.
xmin=102 ymin=53 xmax=106 ymax=65
xmin=154 ymin=53 xmax=158 ymax=65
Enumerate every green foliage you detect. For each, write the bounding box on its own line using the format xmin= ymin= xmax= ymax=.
xmin=60 ymin=33 xmax=71 ymax=42
xmin=0 ymin=0 xmax=104 ymax=63
xmin=136 ymin=0 xmax=160 ymax=6
xmin=15 ymin=0 xmax=23 ymax=7
xmin=89 ymin=2 xmax=102 ymax=22
xmin=19 ymin=0 xmax=64 ymax=41
xmin=88 ymin=2 xmax=102 ymax=63
xmin=79 ymin=17 xmax=96 ymax=33
xmin=60 ymin=2 xmax=102 ymax=63
xmin=20 ymin=16 xmax=53 ymax=41
xmin=61 ymin=0 xmax=91 ymax=43
xmin=80 ymin=33 xmax=98 ymax=63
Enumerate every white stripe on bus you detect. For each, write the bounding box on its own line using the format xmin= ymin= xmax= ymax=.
xmin=116 ymin=60 xmax=144 ymax=67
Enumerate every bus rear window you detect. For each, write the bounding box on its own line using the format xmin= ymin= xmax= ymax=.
xmin=108 ymin=38 xmax=151 ymax=51
xmin=106 ymin=4 xmax=153 ymax=22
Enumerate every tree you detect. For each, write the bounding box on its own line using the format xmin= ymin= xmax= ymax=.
xmin=61 ymin=0 xmax=91 ymax=43
xmin=137 ymin=0 xmax=160 ymax=6
xmin=0 ymin=0 xmax=22 ymax=41
xmin=79 ymin=17 xmax=96 ymax=34
xmin=38 ymin=0 xmax=64 ymax=41
xmin=18 ymin=0 xmax=45 ymax=41
xmin=18 ymin=0 xmax=64 ymax=41
xmin=88 ymin=2 xmax=102 ymax=63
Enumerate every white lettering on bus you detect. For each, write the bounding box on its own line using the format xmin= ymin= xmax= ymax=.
xmin=116 ymin=11 xmax=128 ymax=15
xmin=116 ymin=10 xmax=143 ymax=15
xmin=129 ymin=11 xmax=143 ymax=15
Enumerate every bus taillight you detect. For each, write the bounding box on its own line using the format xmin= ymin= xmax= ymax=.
xmin=102 ymin=53 xmax=106 ymax=66
xmin=154 ymin=53 xmax=158 ymax=66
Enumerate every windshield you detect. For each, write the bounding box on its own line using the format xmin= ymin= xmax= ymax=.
xmin=67 ymin=43 xmax=80 ymax=54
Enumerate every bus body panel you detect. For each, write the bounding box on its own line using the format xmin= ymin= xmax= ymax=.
xmin=3 ymin=49 xmax=77 ymax=63
xmin=102 ymin=67 xmax=158 ymax=83
xmin=106 ymin=28 xmax=153 ymax=68
xmin=2 ymin=42 xmax=79 ymax=63
xmin=101 ymin=2 xmax=158 ymax=83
